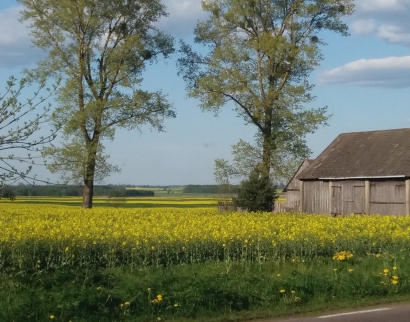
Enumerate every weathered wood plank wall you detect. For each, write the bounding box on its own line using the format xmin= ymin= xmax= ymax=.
xmin=301 ymin=179 xmax=410 ymax=216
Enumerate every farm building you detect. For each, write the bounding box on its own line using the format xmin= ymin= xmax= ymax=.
xmin=276 ymin=159 xmax=314 ymax=212
xmin=279 ymin=128 xmax=410 ymax=216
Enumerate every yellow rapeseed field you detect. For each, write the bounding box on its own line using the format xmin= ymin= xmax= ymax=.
xmin=1 ymin=206 xmax=410 ymax=271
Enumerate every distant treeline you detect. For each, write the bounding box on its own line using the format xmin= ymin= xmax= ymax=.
xmin=8 ymin=185 xmax=154 ymax=197
xmin=183 ymin=185 xmax=239 ymax=194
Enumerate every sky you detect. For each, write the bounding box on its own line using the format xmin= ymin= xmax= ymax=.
xmin=1 ymin=0 xmax=410 ymax=186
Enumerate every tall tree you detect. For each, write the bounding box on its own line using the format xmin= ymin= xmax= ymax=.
xmin=0 ymin=76 xmax=58 ymax=187
xmin=215 ymin=132 xmax=309 ymax=185
xmin=19 ymin=0 xmax=175 ymax=208
xmin=178 ymin=0 xmax=354 ymax=179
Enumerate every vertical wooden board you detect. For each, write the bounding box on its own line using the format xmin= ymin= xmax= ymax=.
xmin=406 ymin=180 xmax=410 ymax=215
xmin=331 ymin=185 xmax=342 ymax=215
xmin=365 ymin=180 xmax=370 ymax=214
xmin=353 ymin=185 xmax=365 ymax=214
xmin=342 ymin=181 xmax=354 ymax=215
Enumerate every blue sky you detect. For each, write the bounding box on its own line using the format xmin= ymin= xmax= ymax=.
xmin=1 ymin=0 xmax=410 ymax=185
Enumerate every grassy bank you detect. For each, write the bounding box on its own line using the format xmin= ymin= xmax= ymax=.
xmin=2 ymin=252 xmax=410 ymax=322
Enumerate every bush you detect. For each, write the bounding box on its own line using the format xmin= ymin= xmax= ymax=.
xmin=1 ymin=189 xmax=16 ymax=201
xmin=233 ymin=168 xmax=277 ymax=212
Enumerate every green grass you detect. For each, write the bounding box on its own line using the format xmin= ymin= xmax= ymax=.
xmin=1 ymin=251 xmax=409 ymax=321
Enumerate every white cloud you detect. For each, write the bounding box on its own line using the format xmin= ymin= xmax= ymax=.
xmin=356 ymin=0 xmax=406 ymax=12
xmin=377 ymin=24 xmax=410 ymax=45
xmin=0 ymin=6 xmax=45 ymax=68
xmin=319 ymin=56 xmax=410 ymax=88
xmin=350 ymin=0 xmax=410 ymax=46
xmin=350 ymin=19 xmax=376 ymax=35
xmin=157 ymin=0 xmax=207 ymax=37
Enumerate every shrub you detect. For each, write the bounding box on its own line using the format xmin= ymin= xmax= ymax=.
xmin=233 ymin=167 xmax=277 ymax=212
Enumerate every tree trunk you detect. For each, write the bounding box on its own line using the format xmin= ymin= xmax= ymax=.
xmin=82 ymin=179 xmax=94 ymax=208
xmin=82 ymin=145 xmax=97 ymax=209
xmin=262 ymin=134 xmax=271 ymax=180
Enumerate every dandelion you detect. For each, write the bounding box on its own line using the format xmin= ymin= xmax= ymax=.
xmin=333 ymin=268 xmax=337 ymax=272
xmin=50 ymin=315 xmax=55 ymax=319
xmin=124 ymin=301 xmax=130 ymax=306
xmin=291 ymin=290 xmax=295 ymax=294
xmin=348 ymin=268 xmax=354 ymax=273
xmin=157 ymin=317 xmax=162 ymax=321
xmin=393 ymin=266 xmax=397 ymax=270
xmin=174 ymin=303 xmax=179 ymax=307
xmin=157 ymin=294 xmax=162 ymax=301
xmin=383 ymin=268 xmax=389 ymax=273
xmin=277 ymin=274 xmax=281 ymax=277
xmin=391 ymin=280 xmax=399 ymax=285
xmin=280 ymin=289 xmax=286 ymax=293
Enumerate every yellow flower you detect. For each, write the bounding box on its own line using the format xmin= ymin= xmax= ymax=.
xmin=348 ymin=268 xmax=354 ymax=273
xmin=393 ymin=266 xmax=397 ymax=270
xmin=147 ymin=288 xmax=151 ymax=291
xmin=280 ymin=289 xmax=285 ymax=293
xmin=391 ymin=280 xmax=399 ymax=285
xmin=392 ymin=275 xmax=399 ymax=280
xmin=291 ymin=290 xmax=295 ymax=294
xmin=152 ymin=299 xmax=159 ymax=303
xmin=50 ymin=315 xmax=55 ymax=319
xmin=157 ymin=317 xmax=162 ymax=321
xmin=174 ymin=303 xmax=179 ymax=307
xmin=96 ymin=286 xmax=103 ymax=290
xmin=124 ymin=301 xmax=130 ymax=306
xmin=277 ymin=274 xmax=281 ymax=277
xmin=157 ymin=294 xmax=162 ymax=301
xmin=383 ymin=268 xmax=389 ymax=273
xmin=333 ymin=268 xmax=337 ymax=271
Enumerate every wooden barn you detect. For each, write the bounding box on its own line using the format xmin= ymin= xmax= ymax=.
xmin=294 ymin=128 xmax=410 ymax=216
xmin=276 ymin=159 xmax=314 ymax=212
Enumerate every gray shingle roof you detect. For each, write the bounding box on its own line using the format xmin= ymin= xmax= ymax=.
xmin=298 ymin=128 xmax=410 ymax=180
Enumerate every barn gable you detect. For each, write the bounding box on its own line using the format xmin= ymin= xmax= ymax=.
xmin=274 ymin=159 xmax=314 ymax=213
xmin=284 ymin=159 xmax=314 ymax=192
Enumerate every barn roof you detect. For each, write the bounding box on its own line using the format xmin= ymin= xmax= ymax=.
xmin=298 ymin=128 xmax=410 ymax=180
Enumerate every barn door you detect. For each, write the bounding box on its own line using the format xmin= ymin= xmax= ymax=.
xmin=331 ymin=186 xmax=342 ymax=216
xmin=353 ymin=185 xmax=365 ymax=214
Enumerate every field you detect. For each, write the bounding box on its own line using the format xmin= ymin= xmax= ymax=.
xmin=2 ymin=196 xmax=219 ymax=208
xmin=1 ymin=199 xmax=409 ymax=321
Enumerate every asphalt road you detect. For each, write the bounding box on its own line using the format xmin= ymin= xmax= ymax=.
xmin=252 ymin=303 xmax=410 ymax=322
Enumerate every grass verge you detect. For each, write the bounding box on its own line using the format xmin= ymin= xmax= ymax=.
xmin=1 ymin=251 xmax=409 ymax=322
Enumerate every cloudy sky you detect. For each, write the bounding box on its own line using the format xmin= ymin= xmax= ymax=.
xmin=1 ymin=0 xmax=410 ymax=185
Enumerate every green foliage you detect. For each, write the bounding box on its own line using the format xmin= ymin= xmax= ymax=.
xmin=233 ymin=167 xmax=278 ymax=212
xmin=1 ymin=253 xmax=410 ymax=321
xmin=0 ymin=189 xmax=16 ymax=201
xmin=18 ymin=0 xmax=175 ymax=207
xmin=0 ymin=76 xmax=59 ymax=186
xmin=178 ymin=0 xmax=354 ymax=177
